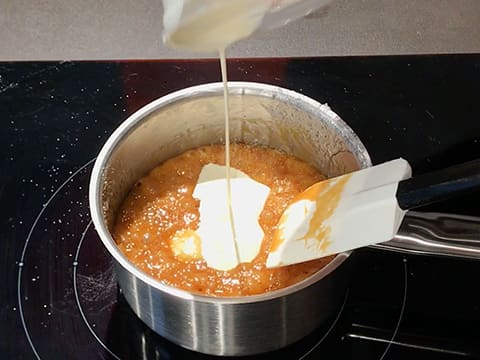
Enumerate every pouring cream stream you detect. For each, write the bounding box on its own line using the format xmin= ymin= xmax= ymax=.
xmin=161 ymin=0 xmax=276 ymax=270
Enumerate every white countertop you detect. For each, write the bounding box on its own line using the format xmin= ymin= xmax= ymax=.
xmin=2 ymin=0 xmax=480 ymax=61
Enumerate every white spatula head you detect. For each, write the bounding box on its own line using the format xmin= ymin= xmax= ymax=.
xmin=266 ymin=158 xmax=412 ymax=268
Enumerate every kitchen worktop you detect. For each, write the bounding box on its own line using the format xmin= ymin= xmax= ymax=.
xmin=1 ymin=0 xmax=480 ymax=61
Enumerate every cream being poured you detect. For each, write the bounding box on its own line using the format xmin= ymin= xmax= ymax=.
xmin=161 ymin=0 xmax=272 ymax=270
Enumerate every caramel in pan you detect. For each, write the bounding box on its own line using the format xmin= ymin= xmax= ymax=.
xmin=113 ymin=144 xmax=335 ymax=296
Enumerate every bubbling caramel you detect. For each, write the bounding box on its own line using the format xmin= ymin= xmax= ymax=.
xmin=113 ymin=143 xmax=335 ymax=297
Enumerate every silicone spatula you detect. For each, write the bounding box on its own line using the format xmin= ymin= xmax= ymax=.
xmin=266 ymin=158 xmax=480 ymax=268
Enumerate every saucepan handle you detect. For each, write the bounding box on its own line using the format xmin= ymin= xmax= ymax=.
xmin=371 ymin=211 xmax=480 ymax=260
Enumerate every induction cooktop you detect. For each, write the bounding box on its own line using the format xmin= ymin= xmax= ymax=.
xmin=1 ymin=55 xmax=480 ymax=359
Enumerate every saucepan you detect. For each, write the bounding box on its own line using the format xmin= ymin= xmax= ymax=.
xmin=89 ymin=82 xmax=480 ymax=356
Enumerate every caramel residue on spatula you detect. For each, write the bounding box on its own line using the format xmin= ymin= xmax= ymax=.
xmin=271 ymin=173 xmax=352 ymax=253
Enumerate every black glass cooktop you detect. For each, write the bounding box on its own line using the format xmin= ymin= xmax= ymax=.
xmin=1 ymin=55 xmax=480 ymax=359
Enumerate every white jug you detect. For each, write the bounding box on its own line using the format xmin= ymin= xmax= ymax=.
xmin=161 ymin=0 xmax=333 ymax=53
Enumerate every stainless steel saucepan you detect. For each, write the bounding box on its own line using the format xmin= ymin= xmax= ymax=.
xmin=89 ymin=82 xmax=480 ymax=356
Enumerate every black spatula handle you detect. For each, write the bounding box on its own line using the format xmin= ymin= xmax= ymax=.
xmin=396 ymin=158 xmax=480 ymax=210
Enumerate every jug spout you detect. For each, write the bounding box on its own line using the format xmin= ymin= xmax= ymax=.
xmin=161 ymin=0 xmax=270 ymax=53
